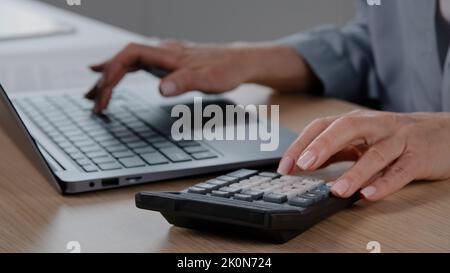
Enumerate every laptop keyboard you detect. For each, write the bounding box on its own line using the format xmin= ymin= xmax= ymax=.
xmin=12 ymin=94 xmax=218 ymax=172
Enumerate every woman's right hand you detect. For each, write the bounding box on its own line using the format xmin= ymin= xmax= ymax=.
xmin=86 ymin=41 xmax=319 ymax=113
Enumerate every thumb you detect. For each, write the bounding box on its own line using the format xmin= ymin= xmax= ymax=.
xmin=159 ymin=69 xmax=201 ymax=97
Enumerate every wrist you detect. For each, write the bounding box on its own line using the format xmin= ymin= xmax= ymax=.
xmin=230 ymin=43 xmax=321 ymax=92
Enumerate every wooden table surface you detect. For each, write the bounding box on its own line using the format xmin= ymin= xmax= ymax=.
xmin=1 ymin=85 xmax=450 ymax=253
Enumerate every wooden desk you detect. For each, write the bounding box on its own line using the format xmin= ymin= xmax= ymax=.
xmin=1 ymin=85 xmax=450 ymax=253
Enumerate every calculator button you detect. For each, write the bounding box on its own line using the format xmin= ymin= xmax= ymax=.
xmin=216 ymin=175 xmax=239 ymax=183
xmin=302 ymin=193 xmax=323 ymax=203
xmin=288 ymin=197 xmax=314 ymax=207
xmin=206 ymin=179 xmax=230 ymax=187
xmin=188 ymin=187 xmax=207 ymax=195
xmin=219 ymin=187 xmax=242 ymax=195
xmin=241 ymin=190 xmax=264 ymax=200
xmin=263 ymin=193 xmax=288 ymax=204
xmin=258 ymin=172 xmax=281 ymax=178
xmin=233 ymin=194 xmax=253 ymax=202
xmin=226 ymin=169 xmax=258 ymax=179
xmin=211 ymin=190 xmax=231 ymax=198
xmin=194 ymin=183 xmax=219 ymax=192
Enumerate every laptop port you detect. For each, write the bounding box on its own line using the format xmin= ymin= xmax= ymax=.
xmin=126 ymin=176 xmax=143 ymax=183
xmin=101 ymin=178 xmax=119 ymax=187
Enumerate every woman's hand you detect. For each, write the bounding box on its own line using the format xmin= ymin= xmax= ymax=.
xmin=277 ymin=110 xmax=450 ymax=201
xmin=85 ymin=41 xmax=319 ymax=113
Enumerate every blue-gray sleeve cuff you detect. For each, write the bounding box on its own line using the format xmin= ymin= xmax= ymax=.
xmin=277 ymin=28 xmax=362 ymax=101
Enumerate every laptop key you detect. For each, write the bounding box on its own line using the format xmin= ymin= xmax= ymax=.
xmin=119 ymin=156 xmax=146 ymax=168
xmin=98 ymin=162 xmax=123 ymax=171
xmin=183 ymin=145 xmax=208 ymax=154
xmin=126 ymin=141 xmax=148 ymax=149
xmin=133 ymin=146 xmax=156 ymax=154
xmin=104 ymin=145 xmax=128 ymax=153
xmin=82 ymin=164 xmax=98 ymax=172
xmin=141 ymin=152 xmax=169 ymax=165
xmin=92 ymin=156 xmax=116 ymax=164
xmin=76 ymin=158 xmax=92 ymax=166
xmin=85 ymin=151 xmax=109 ymax=159
xmin=159 ymin=147 xmax=191 ymax=162
xmin=112 ymin=150 xmax=135 ymax=158
xmin=153 ymin=141 xmax=176 ymax=149
xmin=191 ymin=152 xmax=217 ymax=160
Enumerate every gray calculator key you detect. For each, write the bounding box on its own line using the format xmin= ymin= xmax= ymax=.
xmin=159 ymin=147 xmax=191 ymax=162
xmin=82 ymin=164 xmax=98 ymax=172
xmin=188 ymin=187 xmax=207 ymax=195
xmin=233 ymin=194 xmax=253 ymax=202
xmin=288 ymin=197 xmax=314 ymax=207
xmin=216 ymin=175 xmax=239 ymax=183
xmin=119 ymin=156 xmax=146 ymax=168
xmin=141 ymin=152 xmax=169 ymax=165
xmin=211 ymin=190 xmax=231 ymax=198
xmin=241 ymin=190 xmax=264 ymax=200
xmin=191 ymin=152 xmax=217 ymax=160
xmin=112 ymin=150 xmax=135 ymax=158
xmin=183 ymin=145 xmax=208 ymax=154
xmin=263 ymin=193 xmax=288 ymax=204
xmin=226 ymin=169 xmax=258 ymax=179
xmin=133 ymin=147 xmax=156 ymax=154
xmin=98 ymin=162 xmax=123 ymax=170
xmin=194 ymin=183 xmax=218 ymax=192
xmin=219 ymin=187 xmax=241 ymax=195
xmin=259 ymin=172 xmax=281 ymax=178
xmin=205 ymin=179 xmax=230 ymax=188
xmin=302 ymin=193 xmax=322 ymax=202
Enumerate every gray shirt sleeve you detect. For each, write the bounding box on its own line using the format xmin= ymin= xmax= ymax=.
xmin=278 ymin=0 xmax=380 ymax=103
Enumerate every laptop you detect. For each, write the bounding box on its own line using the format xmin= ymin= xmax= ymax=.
xmin=0 ymin=83 xmax=296 ymax=194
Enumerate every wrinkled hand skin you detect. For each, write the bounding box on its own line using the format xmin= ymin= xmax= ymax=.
xmin=277 ymin=110 xmax=450 ymax=201
xmin=85 ymin=41 xmax=316 ymax=113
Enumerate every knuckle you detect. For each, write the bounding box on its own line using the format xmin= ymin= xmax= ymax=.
xmin=366 ymin=147 xmax=387 ymax=165
xmin=336 ymin=116 xmax=357 ymax=130
xmin=309 ymin=118 xmax=328 ymax=130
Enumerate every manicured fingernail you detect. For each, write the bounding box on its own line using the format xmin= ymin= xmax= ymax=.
xmin=296 ymin=151 xmax=316 ymax=170
xmin=277 ymin=156 xmax=294 ymax=175
xmin=160 ymin=81 xmax=177 ymax=96
xmin=332 ymin=179 xmax=350 ymax=196
xmin=361 ymin=186 xmax=377 ymax=199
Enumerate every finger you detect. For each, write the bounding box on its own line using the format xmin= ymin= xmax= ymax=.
xmin=360 ymin=154 xmax=417 ymax=201
xmin=90 ymin=63 xmax=106 ymax=72
xmin=159 ymin=69 xmax=203 ymax=96
xmin=87 ymin=43 xmax=179 ymax=110
xmin=331 ymin=137 xmax=405 ymax=198
xmin=321 ymin=144 xmax=368 ymax=168
xmin=85 ymin=76 xmax=105 ymax=100
xmin=277 ymin=116 xmax=339 ymax=175
xmin=297 ymin=115 xmax=395 ymax=171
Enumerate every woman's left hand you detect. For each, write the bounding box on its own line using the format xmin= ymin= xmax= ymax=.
xmin=277 ymin=110 xmax=450 ymax=201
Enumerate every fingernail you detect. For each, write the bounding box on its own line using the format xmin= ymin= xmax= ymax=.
xmin=361 ymin=186 xmax=377 ymax=199
xmin=332 ymin=179 xmax=351 ymax=196
xmin=296 ymin=151 xmax=316 ymax=170
xmin=277 ymin=156 xmax=294 ymax=175
xmin=160 ymin=81 xmax=177 ymax=96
